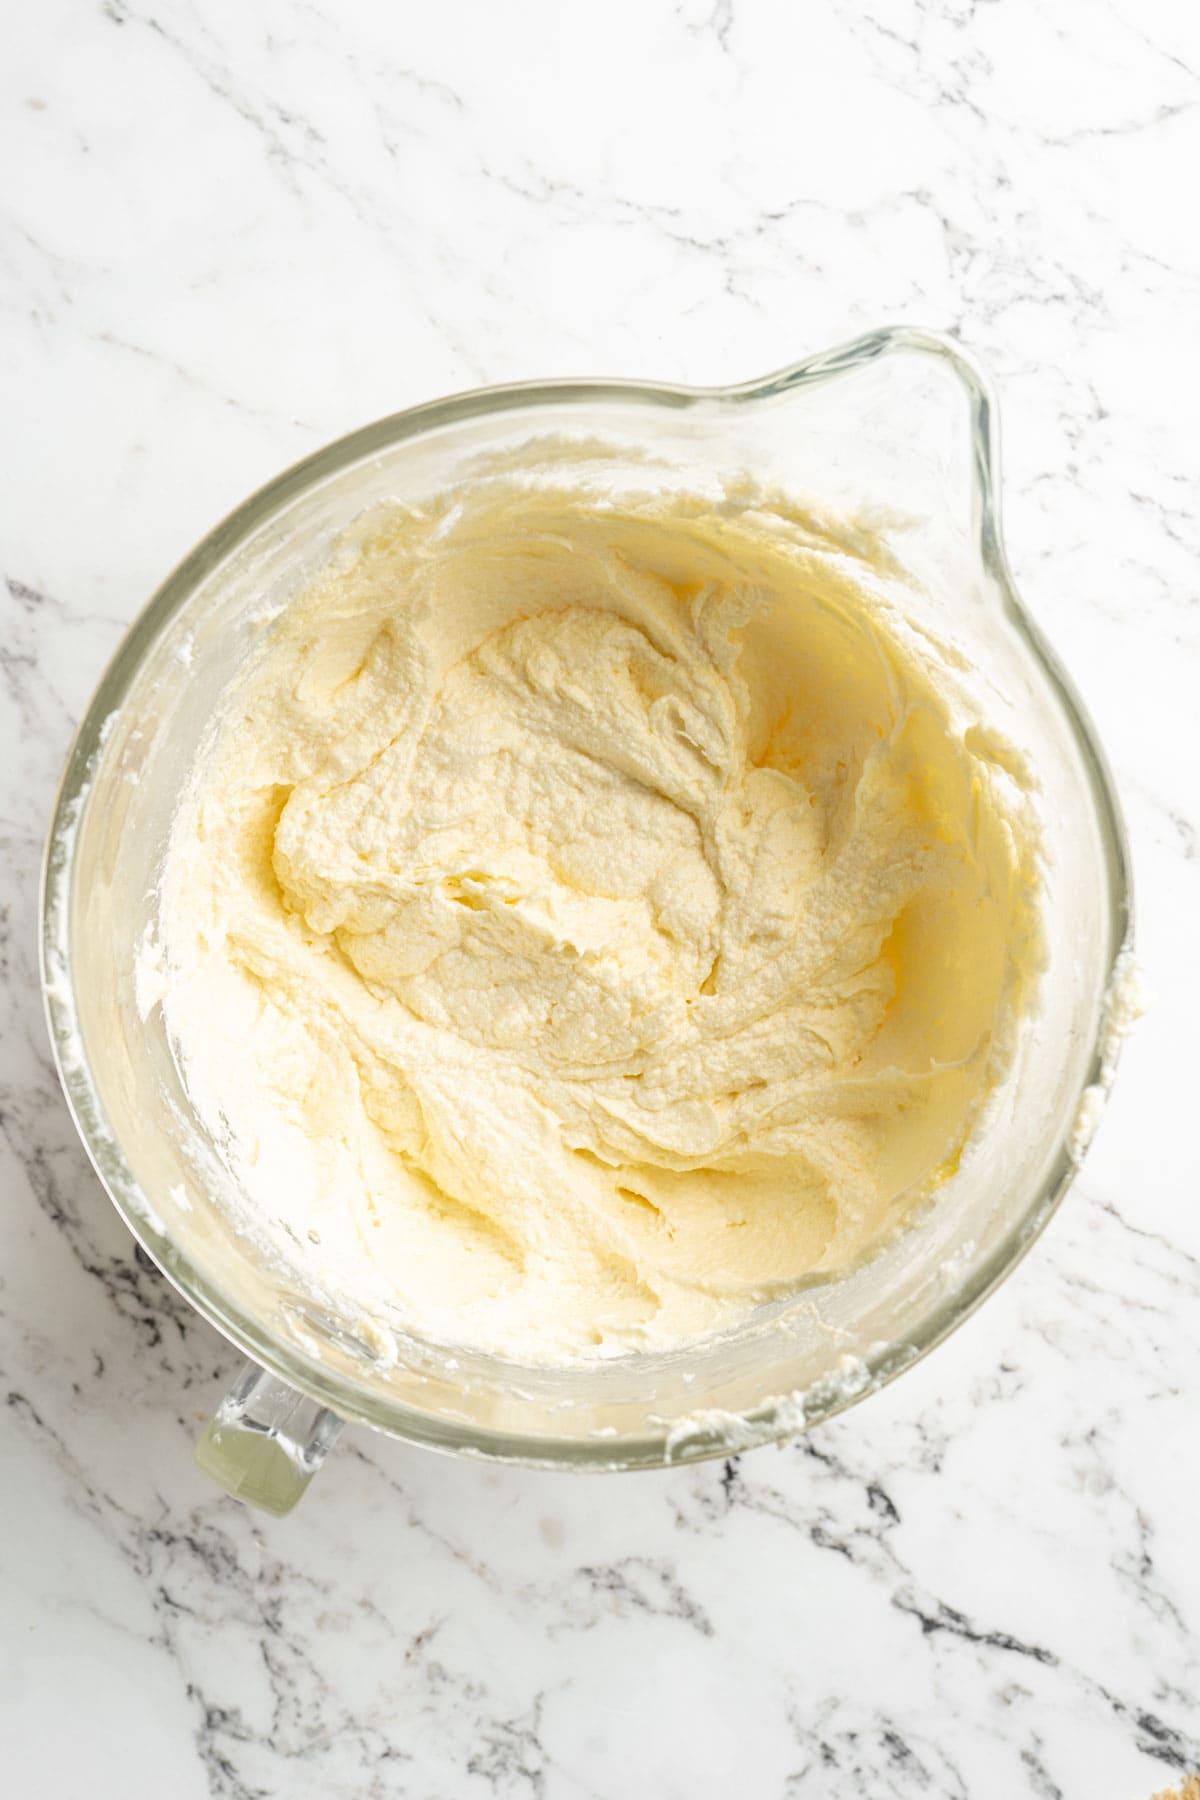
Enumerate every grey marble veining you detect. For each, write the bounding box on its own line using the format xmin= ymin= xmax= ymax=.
xmin=2 ymin=1 xmax=1198 ymax=1795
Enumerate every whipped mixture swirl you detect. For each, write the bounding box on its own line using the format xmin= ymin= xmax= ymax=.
xmin=157 ymin=482 xmax=1038 ymax=1361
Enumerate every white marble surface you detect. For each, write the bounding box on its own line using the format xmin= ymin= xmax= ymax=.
xmin=2 ymin=2 xmax=1198 ymax=1795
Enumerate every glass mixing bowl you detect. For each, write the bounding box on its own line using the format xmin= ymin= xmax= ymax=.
xmin=41 ymin=328 xmax=1133 ymax=1514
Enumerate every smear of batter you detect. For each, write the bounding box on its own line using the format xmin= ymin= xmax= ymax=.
xmin=155 ymin=479 xmax=1040 ymax=1362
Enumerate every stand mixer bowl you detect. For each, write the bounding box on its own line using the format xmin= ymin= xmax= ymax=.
xmin=41 ymin=328 xmax=1132 ymax=1513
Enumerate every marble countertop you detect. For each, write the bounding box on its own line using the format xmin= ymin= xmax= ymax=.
xmin=3 ymin=2 xmax=1198 ymax=1795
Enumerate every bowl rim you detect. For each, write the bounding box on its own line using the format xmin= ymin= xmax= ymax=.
xmin=39 ymin=324 xmax=1134 ymax=1469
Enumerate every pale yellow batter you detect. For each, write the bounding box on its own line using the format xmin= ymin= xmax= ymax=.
xmin=156 ymin=478 xmax=1039 ymax=1362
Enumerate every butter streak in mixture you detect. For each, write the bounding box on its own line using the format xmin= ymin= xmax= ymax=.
xmin=158 ymin=482 xmax=1039 ymax=1362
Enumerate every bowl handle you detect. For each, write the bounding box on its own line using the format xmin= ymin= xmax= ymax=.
xmin=194 ymin=1361 xmax=344 ymax=1516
